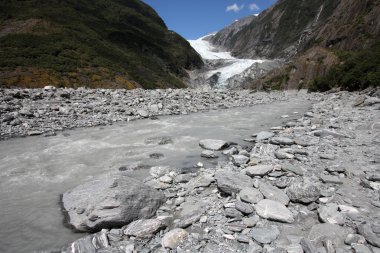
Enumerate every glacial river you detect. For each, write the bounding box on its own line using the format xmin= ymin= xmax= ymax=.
xmin=0 ymin=94 xmax=311 ymax=253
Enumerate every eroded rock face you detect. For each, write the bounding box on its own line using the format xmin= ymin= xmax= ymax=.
xmin=62 ymin=174 xmax=165 ymax=232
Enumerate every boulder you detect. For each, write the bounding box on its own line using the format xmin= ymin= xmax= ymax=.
xmin=256 ymin=131 xmax=275 ymax=141
xmin=62 ymin=229 xmax=109 ymax=253
xmin=255 ymin=199 xmax=294 ymax=223
xmin=239 ymin=187 xmax=264 ymax=204
xmin=318 ymin=203 xmax=345 ymax=225
xmin=270 ymin=137 xmax=295 ymax=145
xmin=215 ymin=170 xmax=253 ymax=194
xmin=232 ymin=155 xmax=249 ymax=166
xmin=162 ymin=228 xmax=188 ymax=249
xmin=245 ymin=165 xmax=274 ymax=177
xmin=358 ymin=222 xmax=380 ymax=247
xmin=199 ymin=139 xmax=228 ymax=151
xmin=259 ymin=181 xmax=290 ymax=205
xmin=123 ymin=219 xmax=164 ymax=237
xmin=286 ymin=180 xmax=321 ymax=204
xmin=62 ymin=174 xmax=165 ymax=232
xmin=308 ymin=223 xmax=353 ymax=247
xmin=251 ymin=225 xmax=280 ymax=244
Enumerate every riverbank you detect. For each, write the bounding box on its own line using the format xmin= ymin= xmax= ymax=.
xmin=56 ymin=90 xmax=380 ymax=252
xmin=0 ymin=88 xmax=310 ymax=140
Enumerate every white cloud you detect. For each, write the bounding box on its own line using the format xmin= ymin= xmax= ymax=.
xmin=226 ymin=3 xmax=244 ymax=13
xmin=249 ymin=3 xmax=260 ymax=11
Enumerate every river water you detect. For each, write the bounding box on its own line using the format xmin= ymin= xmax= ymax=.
xmin=0 ymin=95 xmax=311 ymax=253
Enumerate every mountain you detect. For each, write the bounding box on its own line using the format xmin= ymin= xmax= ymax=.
xmin=208 ymin=0 xmax=380 ymax=91
xmin=0 ymin=0 xmax=203 ymax=89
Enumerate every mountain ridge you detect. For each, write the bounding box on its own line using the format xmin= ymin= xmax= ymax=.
xmin=0 ymin=0 xmax=203 ymax=89
xmin=208 ymin=0 xmax=380 ymax=90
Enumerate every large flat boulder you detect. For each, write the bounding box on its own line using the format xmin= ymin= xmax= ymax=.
xmin=215 ymin=170 xmax=253 ymax=195
xmin=259 ymin=181 xmax=290 ymax=205
xmin=62 ymin=174 xmax=166 ymax=232
xmin=199 ymin=139 xmax=228 ymax=151
xmin=255 ymin=199 xmax=294 ymax=223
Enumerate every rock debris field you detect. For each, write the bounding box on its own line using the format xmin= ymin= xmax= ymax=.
xmin=1 ymin=87 xmax=293 ymax=140
xmin=1 ymin=87 xmax=380 ymax=253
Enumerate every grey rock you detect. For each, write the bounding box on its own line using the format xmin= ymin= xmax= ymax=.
xmin=239 ymin=187 xmax=264 ymax=204
xmin=225 ymin=207 xmax=243 ymax=218
xmin=162 ymin=228 xmax=188 ymax=249
xmin=62 ymin=174 xmax=165 ymax=232
xmin=177 ymin=213 xmax=202 ymax=228
xmin=27 ymin=130 xmax=43 ymax=136
xmin=122 ymin=219 xmax=164 ymax=237
xmin=286 ymin=244 xmax=304 ymax=253
xmin=275 ymin=150 xmax=295 ymax=159
xmin=251 ymin=225 xmax=280 ymax=244
xmin=320 ymin=174 xmax=343 ymax=184
xmin=318 ymin=203 xmax=345 ymax=225
xmin=247 ymin=242 xmax=263 ymax=253
xmin=323 ymin=239 xmax=335 ymax=253
xmin=174 ymin=174 xmax=193 ymax=183
xmin=245 ymin=165 xmax=274 ymax=177
xmin=199 ymin=139 xmax=228 ymax=151
xmin=243 ymin=215 xmax=260 ymax=227
xmin=256 ymin=131 xmax=275 ymax=141
xmin=235 ymin=201 xmax=254 ymax=215
xmin=232 ymin=155 xmax=249 ymax=166
xmin=358 ymin=222 xmax=380 ymax=247
xmin=275 ymin=176 xmax=293 ymax=188
xmin=255 ymin=199 xmax=294 ymax=223
xmin=308 ymin=223 xmax=353 ymax=247
xmin=201 ymin=150 xmax=218 ymax=158
xmin=62 ymin=229 xmax=110 ymax=253
xmin=300 ymin=238 xmax=318 ymax=253
xmin=313 ymin=129 xmax=348 ymax=139
xmin=345 ymin=234 xmax=366 ymax=245
xmin=137 ymin=110 xmax=149 ymax=118
xmin=270 ymin=137 xmax=295 ymax=145
xmin=215 ymin=170 xmax=252 ymax=194
xmin=236 ymin=234 xmax=250 ymax=243
xmin=286 ymin=180 xmax=321 ymax=204
xmin=320 ymin=154 xmax=336 ymax=160
xmin=186 ymin=174 xmax=214 ymax=189
xmin=223 ymin=147 xmax=238 ymax=156
xmin=352 ymin=244 xmax=373 ymax=253
xmin=259 ymin=181 xmax=290 ymax=205
xmin=282 ymin=164 xmax=304 ymax=176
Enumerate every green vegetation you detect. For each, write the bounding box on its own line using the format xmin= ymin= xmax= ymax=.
xmin=0 ymin=0 xmax=203 ymax=89
xmin=310 ymin=43 xmax=380 ymax=91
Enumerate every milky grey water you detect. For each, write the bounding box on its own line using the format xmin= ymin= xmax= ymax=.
xmin=0 ymin=95 xmax=311 ymax=253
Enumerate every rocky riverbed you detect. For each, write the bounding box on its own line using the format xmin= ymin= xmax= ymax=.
xmin=51 ymin=89 xmax=380 ymax=253
xmin=0 ymin=87 xmax=297 ymax=140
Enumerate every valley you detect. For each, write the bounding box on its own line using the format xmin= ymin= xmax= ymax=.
xmin=0 ymin=0 xmax=379 ymax=252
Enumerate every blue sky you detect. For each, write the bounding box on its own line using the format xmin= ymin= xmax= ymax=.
xmin=143 ymin=0 xmax=277 ymax=40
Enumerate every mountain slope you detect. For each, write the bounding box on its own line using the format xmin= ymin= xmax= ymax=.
xmin=0 ymin=0 xmax=203 ymax=89
xmin=209 ymin=0 xmax=380 ymax=90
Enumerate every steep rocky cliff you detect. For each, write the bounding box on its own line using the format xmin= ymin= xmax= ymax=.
xmin=209 ymin=0 xmax=380 ymax=90
xmin=0 ymin=0 xmax=203 ymax=89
